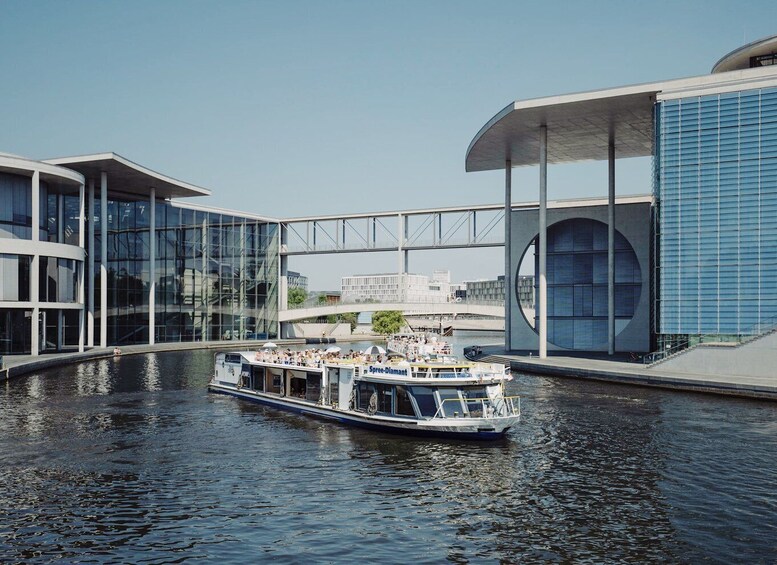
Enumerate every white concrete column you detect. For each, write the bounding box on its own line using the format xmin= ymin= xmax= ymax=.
xmin=149 ymin=187 xmax=156 ymax=345
xmin=201 ymin=216 xmax=208 ymax=341
xmin=78 ymin=182 xmax=85 ymax=248
xmin=100 ymin=172 xmax=108 ymax=348
xmin=78 ymin=264 xmax=85 ymax=352
xmin=505 ymin=160 xmax=512 ymax=351
xmin=239 ymin=221 xmax=246 ymax=339
xmin=397 ymin=213 xmax=404 ymax=302
xmin=539 ymin=126 xmax=548 ymax=359
xmin=31 ymin=171 xmax=40 ymax=355
xmin=279 ymin=223 xmax=289 ymax=339
xmin=57 ymin=194 xmax=64 ymax=242
xmin=608 ymin=140 xmax=616 ymax=355
xmin=32 ymin=171 xmax=40 ymax=243
xmin=78 ymin=182 xmax=85 ymax=352
xmin=403 ymin=216 xmax=409 ymax=274
xmin=56 ymin=195 xmax=63 ymax=350
xmin=87 ymin=179 xmax=95 ymax=347
xmin=57 ymin=311 xmax=64 ymax=350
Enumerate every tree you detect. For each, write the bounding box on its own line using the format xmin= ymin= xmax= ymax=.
xmin=339 ymin=312 xmax=359 ymax=332
xmin=288 ymin=287 xmax=307 ymax=307
xmin=372 ymin=310 xmax=405 ymax=336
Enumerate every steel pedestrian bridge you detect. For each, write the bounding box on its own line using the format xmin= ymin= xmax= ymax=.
xmin=280 ymin=203 xmax=519 ymax=255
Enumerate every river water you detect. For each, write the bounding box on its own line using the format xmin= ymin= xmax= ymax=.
xmin=1 ymin=333 xmax=776 ymax=563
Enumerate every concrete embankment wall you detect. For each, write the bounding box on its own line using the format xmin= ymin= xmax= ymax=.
xmin=287 ymin=323 xmax=352 ymax=338
xmin=655 ymin=331 xmax=777 ymax=378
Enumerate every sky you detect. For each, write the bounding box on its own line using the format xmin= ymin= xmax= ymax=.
xmin=1 ymin=1 xmax=776 ymax=289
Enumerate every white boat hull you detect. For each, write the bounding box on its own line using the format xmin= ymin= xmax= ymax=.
xmin=209 ymin=382 xmax=518 ymax=440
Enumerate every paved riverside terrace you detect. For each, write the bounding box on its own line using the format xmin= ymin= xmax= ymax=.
xmin=471 ymin=347 xmax=777 ymax=401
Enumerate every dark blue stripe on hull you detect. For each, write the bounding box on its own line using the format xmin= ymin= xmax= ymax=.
xmin=209 ymin=387 xmax=508 ymax=441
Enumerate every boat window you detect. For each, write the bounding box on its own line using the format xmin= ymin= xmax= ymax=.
xmin=377 ymin=383 xmax=392 ymax=414
xmin=329 ymin=373 xmax=339 ymax=406
xmin=357 ymin=382 xmax=376 ymax=412
xmin=408 ymin=386 xmax=437 ymax=417
xmin=437 ymin=388 xmax=463 ymax=418
xmin=266 ymin=368 xmax=283 ymax=394
xmin=290 ymin=377 xmax=306 ymax=399
xmin=252 ymin=366 xmax=265 ymax=392
xmin=225 ymin=354 xmax=242 ymax=364
xmin=394 ymin=386 xmax=416 ymax=417
xmin=306 ymin=374 xmax=321 ymax=402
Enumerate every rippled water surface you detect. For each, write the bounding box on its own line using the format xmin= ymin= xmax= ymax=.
xmin=1 ymin=337 xmax=776 ymax=563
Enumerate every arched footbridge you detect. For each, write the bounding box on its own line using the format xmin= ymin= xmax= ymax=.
xmin=279 ymin=301 xmax=504 ymax=322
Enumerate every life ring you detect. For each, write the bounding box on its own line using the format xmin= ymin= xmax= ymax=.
xmin=367 ymin=392 xmax=378 ymax=415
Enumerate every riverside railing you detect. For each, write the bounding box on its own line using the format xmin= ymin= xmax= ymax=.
xmin=285 ymin=297 xmax=506 ymax=311
xmin=643 ymin=313 xmax=777 ymax=365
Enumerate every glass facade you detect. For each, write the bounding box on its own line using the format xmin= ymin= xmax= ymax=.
xmin=91 ymin=198 xmax=279 ymax=345
xmin=0 ymin=254 xmax=31 ymax=301
xmin=41 ymin=188 xmax=82 ymax=245
xmin=656 ymin=87 xmax=777 ymax=336
xmin=0 ymin=172 xmax=32 ymax=239
xmin=534 ymin=219 xmax=642 ymax=350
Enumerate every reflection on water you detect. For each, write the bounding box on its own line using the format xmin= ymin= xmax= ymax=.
xmin=1 ymin=339 xmax=776 ymax=563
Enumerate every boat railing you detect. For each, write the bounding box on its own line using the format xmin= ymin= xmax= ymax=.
xmin=430 ymin=395 xmax=521 ymax=420
xmin=407 ymin=366 xmax=507 ymax=380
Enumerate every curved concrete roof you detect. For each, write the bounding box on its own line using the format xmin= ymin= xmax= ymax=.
xmin=44 ymin=152 xmax=211 ymax=199
xmin=465 ymin=83 xmax=659 ymax=172
xmin=712 ymin=34 xmax=777 ymax=73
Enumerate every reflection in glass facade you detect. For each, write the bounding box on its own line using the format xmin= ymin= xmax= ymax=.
xmin=0 ymin=254 xmax=31 ymax=301
xmin=535 ymin=219 xmax=641 ymax=350
xmin=656 ymin=87 xmax=777 ymax=335
xmin=0 ymin=172 xmax=32 ymax=239
xmin=92 ymin=198 xmax=279 ymax=345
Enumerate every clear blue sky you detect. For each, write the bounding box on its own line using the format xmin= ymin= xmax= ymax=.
xmin=1 ymin=1 xmax=775 ymax=288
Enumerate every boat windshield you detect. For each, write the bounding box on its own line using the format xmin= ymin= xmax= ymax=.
xmin=408 ymin=386 xmax=437 ymax=417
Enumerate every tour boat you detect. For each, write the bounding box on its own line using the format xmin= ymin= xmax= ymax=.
xmin=209 ymin=349 xmax=520 ymax=440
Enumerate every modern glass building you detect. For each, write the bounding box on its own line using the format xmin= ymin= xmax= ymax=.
xmin=655 ymin=87 xmax=777 ymax=338
xmin=0 ymin=153 xmax=85 ymax=355
xmin=466 ymin=34 xmax=777 ymax=356
xmin=0 ymin=152 xmax=279 ymax=356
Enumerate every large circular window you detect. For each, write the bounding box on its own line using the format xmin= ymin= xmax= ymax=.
xmin=515 ymin=218 xmax=641 ymax=350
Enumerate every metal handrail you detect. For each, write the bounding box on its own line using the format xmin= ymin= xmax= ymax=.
xmin=284 ymin=297 xmax=506 ymax=311
xmin=430 ymin=395 xmax=521 ymax=419
xmin=643 ymin=313 xmax=777 ymax=365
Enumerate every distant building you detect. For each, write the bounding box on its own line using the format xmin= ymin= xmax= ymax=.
xmin=287 ymin=270 xmax=308 ymax=292
xmin=464 ymin=275 xmax=534 ymax=307
xmin=516 ymin=276 xmax=534 ymax=309
xmin=465 ymin=277 xmax=503 ymax=302
xmin=317 ymin=291 xmax=341 ymax=305
xmin=341 ymin=273 xmax=450 ymax=303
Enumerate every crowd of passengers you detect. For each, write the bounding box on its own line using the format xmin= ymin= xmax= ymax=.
xmin=254 ymin=348 xmax=385 ymax=367
xmin=390 ymin=334 xmax=452 ymax=356
xmin=253 ymin=348 xmax=436 ymax=366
